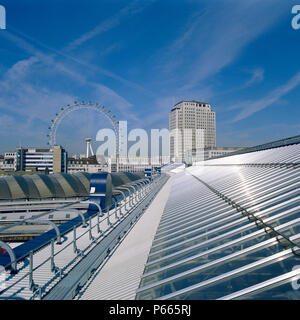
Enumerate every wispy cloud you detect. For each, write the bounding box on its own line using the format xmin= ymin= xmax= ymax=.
xmin=220 ymin=68 xmax=265 ymax=99
xmin=0 ymin=30 xmax=143 ymax=152
xmin=244 ymin=68 xmax=264 ymax=88
xmin=65 ymin=0 xmax=155 ymax=52
xmin=232 ymin=71 xmax=300 ymax=122
xmin=159 ymin=10 xmax=208 ymax=74
xmin=158 ymin=0 xmax=285 ymax=92
xmin=0 ymin=30 xmax=139 ymax=113
xmin=2 ymin=27 xmax=152 ymax=96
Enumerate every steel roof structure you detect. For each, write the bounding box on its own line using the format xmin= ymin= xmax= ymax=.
xmin=135 ymin=142 xmax=300 ymax=300
xmin=0 ymin=137 xmax=299 ymax=300
xmin=0 ymin=172 xmax=167 ymax=300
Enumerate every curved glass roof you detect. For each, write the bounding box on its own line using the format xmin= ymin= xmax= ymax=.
xmin=111 ymin=172 xmax=144 ymax=189
xmin=0 ymin=178 xmax=12 ymax=199
xmin=0 ymin=171 xmax=145 ymax=201
xmin=0 ymin=172 xmax=91 ymax=201
xmin=136 ymin=143 xmax=300 ymax=300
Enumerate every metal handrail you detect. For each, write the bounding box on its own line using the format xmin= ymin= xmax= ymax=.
xmin=0 ymin=199 xmax=85 ymax=234
xmin=114 ymin=186 xmax=133 ymax=208
xmin=118 ymin=186 xmax=136 ymax=206
xmin=131 ymin=181 xmax=144 ymax=200
xmin=112 ymin=190 xmax=126 ymax=216
xmin=26 ymin=219 xmax=62 ymax=244
xmin=0 ymin=241 xmax=17 ymax=272
xmin=55 ymin=208 xmax=88 ymax=228
xmin=0 ymin=176 xmax=166 ymax=298
xmin=127 ymin=184 xmax=138 ymax=202
xmin=127 ymin=180 xmax=146 ymax=200
xmin=80 ymin=200 xmax=102 ymax=233
xmin=0 ymin=203 xmax=121 ymax=291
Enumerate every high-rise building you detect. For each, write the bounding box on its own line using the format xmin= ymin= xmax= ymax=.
xmin=169 ymin=100 xmax=216 ymax=162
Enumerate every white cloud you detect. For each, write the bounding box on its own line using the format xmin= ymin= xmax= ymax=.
xmin=158 ymin=0 xmax=285 ymax=92
xmin=233 ymin=71 xmax=300 ymax=122
xmin=0 ymin=29 xmax=138 ymax=116
xmin=65 ymin=0 xmax=155 ymax=52
xmin=244 ymin=68 xmax=265 ymax=88
xmin=2 ymin=27 xmax=152 ymax=96
xmin=0 ymin=38 xmax=140 ymax=153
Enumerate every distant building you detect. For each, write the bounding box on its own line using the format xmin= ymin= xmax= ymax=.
xmin=185 ymin=146 xmax=246 ymax=164
xmin=169 ymin=100 xmax=216 ymax=162
xmin=204 ymin=146 xmax=245 ymax=160
xmin=15 ymin=146 xmax=67 ymax=174
xmin=68 ymin=155 xmax=109 ymax=174
xmin=0 ymin=152 xmax=16 ymax=171
xmin=114 ymin=156 xmax=168 ymax=173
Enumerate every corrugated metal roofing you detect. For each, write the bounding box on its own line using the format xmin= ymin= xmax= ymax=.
xmin=76 ymin=175 xmax=174 ymax=300
xmin=136 ymin=143 xmax=300 ymax=300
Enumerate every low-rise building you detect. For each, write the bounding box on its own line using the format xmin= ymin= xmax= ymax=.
xmin=0 ymin=152 xmax=16 ymax=171
xmin=15 ymin=146 xmax=67 ymax=174
xmin=68 ymin=155 xmax=108 ymax=174
xmin=204 ymin=146 xmax=245 ymax=160
xmin=185 ymin=146 xmax=246 ymax=164
xmin=114 ymin=156 xmax=169 ymax=173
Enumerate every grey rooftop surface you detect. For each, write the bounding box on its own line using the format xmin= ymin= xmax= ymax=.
xmin=0 ymin=137 xmax=300 ymax=300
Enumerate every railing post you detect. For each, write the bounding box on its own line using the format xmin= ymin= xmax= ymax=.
xmin=29 ymin=250 xmax=37 ymax=291
xmin=89 ymin=216 xmax=94 ymax=241
xmin=119 ymin=192 xmax=125 ymax=216
xmin=128 ymin=184 xmax=138 ymax=203
xmin=114 ymin=200 xmax=119 ymax=220
xmin=113 ymin=188 xmax=128 ymax=211
xmin=106 ymin=209 xmax=111 ymax=226
xmin=73 ymin=227 xmax=78 ymax=254
xmin=140 ymin=181 xmax=147 ymax=197
xmin=80 ymin=200 xmax=102 ymax=233
xmin=97 ymin=210 xmax=102 ymax=234
xmin=136 ymin=181 xmax=145 ymax=199
xmin=113 ymin=190 xmax=126 ymax=216
xmin=50 ymin=239 xmax=58 ymax=273
xmin=115 ymin=186 xmax=133 ymax=207
xmin=26 ymin=219 xmax=61 ymax=244
xmin=55 ymin=208 xmax=87 ymax=228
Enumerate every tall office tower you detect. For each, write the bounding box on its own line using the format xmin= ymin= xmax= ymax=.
xmin=169 ymin=100 xmax=216 ymax=162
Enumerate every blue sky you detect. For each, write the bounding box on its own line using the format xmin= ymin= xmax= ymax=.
xmin=0 ymin=0 xmax=299 ymax=154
